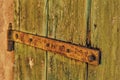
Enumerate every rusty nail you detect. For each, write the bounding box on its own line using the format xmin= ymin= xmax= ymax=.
xmin=15 ymin=34 xmax=18 ymax=39
xmin=88 ymin=55 xmax=96 ymax=62
xmin=66 ymin=49 xmax=70 ymax=53
xmin=46 ymin=43 xmax=50 ymax=47
xmin=29 ymin=38 xmax=33 ymax=42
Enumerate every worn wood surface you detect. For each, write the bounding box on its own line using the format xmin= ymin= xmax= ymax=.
xmin=47 ymin=0 xmax=87 ymax=80
xmin=14 ymin=0 xmax=20 ymax=79
xmin=88 ymin=0 xmax=120 ymax=80
xmin=14 ymin=0 xmax=89 ymax=80
xmin=14 ymin=0 xmax=47 ymax=80
xmin=14 ymin=0 xmax=120 ymax=80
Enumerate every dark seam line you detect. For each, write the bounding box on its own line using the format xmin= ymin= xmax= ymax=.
xmin=45 ymin=0 xmax=49 ymax=80
xmin=86 ymin=0 xmax=92 ymax=80
xmin=19 ymin=0 xmax=20 ymax=30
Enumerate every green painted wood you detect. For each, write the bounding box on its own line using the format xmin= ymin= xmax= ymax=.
xmin=14 ymin=0 xmax=21 ymax=80
xmin=34 ymin=0 xmax=47 ymax=80
xmin=14 ymin=0 xmax=47 ymax=80
xmin=88 ymin=0 xmax=120 ymax=80
xmin=47 ymin=0 xmax=88 ymax=80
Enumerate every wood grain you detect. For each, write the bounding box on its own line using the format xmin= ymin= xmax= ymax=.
xmin=14 ymin=0 xmax=120 ymax=80
xmin=88 ymin=0 xmax=120 ymax=80
xmin=14 ymin=0 xmax=20 ymax=79
xmin=47 ymin=0 xmax=88 ymax=80
xmin=14 ymin=0 xmax=47 ymax=80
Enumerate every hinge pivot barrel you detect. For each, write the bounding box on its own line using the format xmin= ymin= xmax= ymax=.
xmin=7 ymin=23 xmax=14 ymax=51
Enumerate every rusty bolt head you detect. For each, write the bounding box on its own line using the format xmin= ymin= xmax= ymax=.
xmin=15 ymin=34 xmax=19 ymax=39
xmin=88 ymin=55 xmax=96 ymax=62
xmin=46 ymin=43 xmax=50 ymax=47
xmin=29 ymin=38 xmax=33 ymax=42
xmin=66 ymin=49 xmax=70 ymax=53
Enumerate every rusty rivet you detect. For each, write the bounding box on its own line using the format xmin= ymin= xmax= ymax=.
xmin=46 ymin=43 xmax=50 ymax=47
xmin=66 ymin=49 xmax=70 ymax=53
xmin=59 ymin=45 xmax=65 ymax=51
xmin=88 ymin=55 xmax=96 ymax=62
xmin=29 ymin=38 xmax=33 ymax=42
xmin=15 ymin=34 xmax=19 ymax=39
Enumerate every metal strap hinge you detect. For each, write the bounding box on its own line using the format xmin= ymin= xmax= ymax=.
xmin=7 ymin=26 xmax=101 ymax=65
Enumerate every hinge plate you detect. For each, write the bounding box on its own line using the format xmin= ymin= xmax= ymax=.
xmin=8 ymin=29 xmax=100 ymax=65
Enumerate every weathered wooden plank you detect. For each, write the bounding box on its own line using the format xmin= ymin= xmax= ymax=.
xmin=14 ymin=0 xmax=33 ymax=79
xmin=14 ymin=0 xmax=21 ymax=80
xmin=88 ymin=0 xmax=120 ymax=80
xmin=34 ymin=0 xmax=47 ymax=80
xmin=47 ymin=0 xmax=87 ymax=80
xmin=14 ymin=0 xmax=20 ymax=30
xmin=24 ymin=1 xmax=36 ymax=79
xmin=14 ymin=0 xmax=47 ymax=80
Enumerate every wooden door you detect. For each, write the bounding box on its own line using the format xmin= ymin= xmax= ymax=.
xmin=14 ymin=0 xmax=120 ymax=80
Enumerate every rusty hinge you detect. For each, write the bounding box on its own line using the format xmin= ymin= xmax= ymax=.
xmin=7 ymin=23 xmax=14 ymax=51
xmin=7 ymin=26 xmax=101 ymax=65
